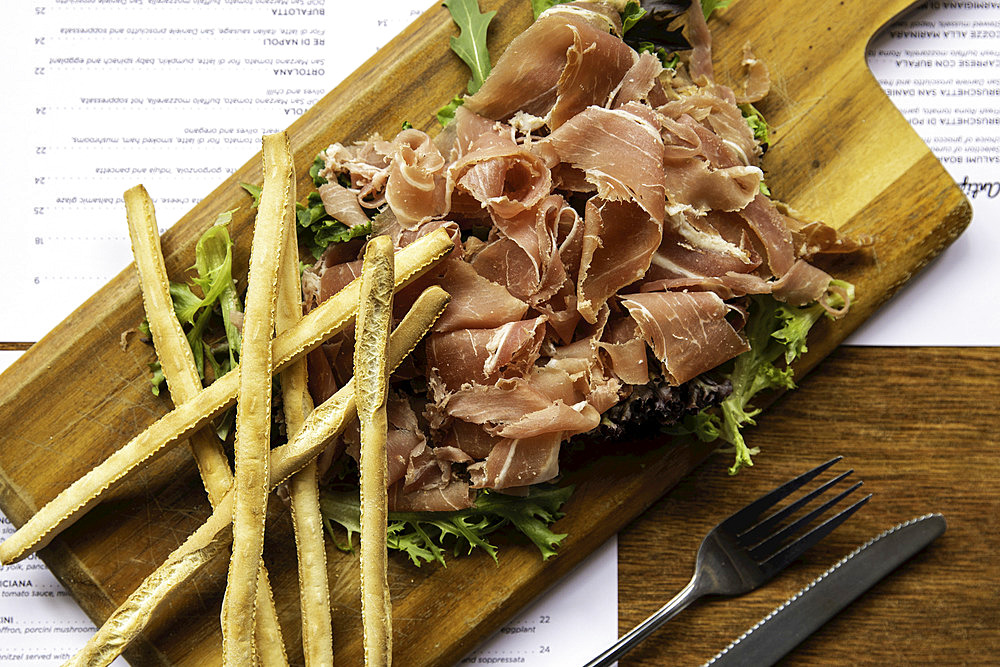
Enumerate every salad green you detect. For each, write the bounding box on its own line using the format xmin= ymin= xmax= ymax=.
xmin=320 ymin=483 xmax=573 ymax=566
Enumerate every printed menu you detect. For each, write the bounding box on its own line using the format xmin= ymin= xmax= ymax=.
xmin=852 ymin=1 xmax=1000 ymax=344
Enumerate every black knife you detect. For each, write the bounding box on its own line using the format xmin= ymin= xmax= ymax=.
xmin=703 ymin=513 xmax=946 ymax=667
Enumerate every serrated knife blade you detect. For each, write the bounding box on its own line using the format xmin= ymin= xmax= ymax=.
xmin=703 ymin=513 xmax=946 ymax=667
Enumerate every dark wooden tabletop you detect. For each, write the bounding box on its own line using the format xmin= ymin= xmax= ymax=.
xmin=617 ymin=345 xmax=1000 ymax=666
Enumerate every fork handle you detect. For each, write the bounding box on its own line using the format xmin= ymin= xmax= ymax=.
xmin=583 ymin=575 xmax=703 ymax=667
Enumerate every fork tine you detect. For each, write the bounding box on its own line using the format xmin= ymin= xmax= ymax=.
xmin=748 ymin=480 xmax=863 ymax=560
xmin=720 ymin=456 xmax=843 ymax=533
xmin=738 ymin=469 xmax=855 ymax=546
xmin=758 ymin=492 xmax=872 ymax=575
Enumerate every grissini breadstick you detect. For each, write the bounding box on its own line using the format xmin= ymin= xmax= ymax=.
xmin=124 ymin=185 xmax=232 ymax=505
xmin=63 ymin=285 xmax=451 ymax=667
xmin=222 ymin=131 xmax=293 ymax=666
xmin=355 ymin=235 xmax=395 ymax=666
xmin=0 ymin=226 xmax=453 ymax=567
xmin=275 ymin=176 xmax=333 ymax=666
xmin=125 ymin=184 xmax=289 ymax=666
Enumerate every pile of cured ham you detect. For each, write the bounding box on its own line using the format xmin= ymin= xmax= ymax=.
xmin=302 ymin=1 xmax=861 ymax=513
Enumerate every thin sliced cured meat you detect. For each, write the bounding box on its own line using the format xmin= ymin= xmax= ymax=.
xmin=430 ymin=259 xmax=529 ymax=333
xmin=495 ymin=400 xmax=600 ymax=439
xmin=318 ymin=180 xmax=372 ymax=228
xmin=736 ymin=44 xmax=771 ymax=104
xmin=388 ymin=478 xmax=474 ymax=512
xmin=621 ymin=291 xmax=750 ymax=385
xmin=610 ymin=52 xmax=665 ymax=109
xmin=320 ymin=135 xmax=393 ymax=208
xmin=577 ymin=198 xmax=663 ymax=323
xmin=468 ymin=432 xmax=563 ymax=490
xmin=547 ymin=104 xmax=665 ymax=221
xmin=464 ymin=7 xmax=634 ymax=128
xmin=770 ymin=259 xmax=834 ymax=306
xmin=470 ymin=195 xmax=568 ymax=305
xmin=739 ymin=194 xmax=795 ymax=277
xmin=426 ymin=316 xmax=547 ymax=390
xmin=384 ymin=129 xmax=449 ymax=228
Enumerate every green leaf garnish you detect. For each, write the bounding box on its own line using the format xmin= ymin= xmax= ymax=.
xmin=436 ymin=93 xmax=465 ymax=127
xmin=320 ymin=484 xmax=573 ymax=566
xmin=702 ymin=0 xmax=734 ymax=19
xmin=240 ymin=182 xmax=262 ymax=208
xmin=442 ymin=0 xmax=497 ymax=95
xmin=622 ymin=1 xmax=647 ymax=33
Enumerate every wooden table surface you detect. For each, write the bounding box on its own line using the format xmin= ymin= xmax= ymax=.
xmin=617 ymin=345 xmax=1000 ymax=666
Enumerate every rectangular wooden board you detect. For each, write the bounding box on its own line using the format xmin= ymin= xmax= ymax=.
xmin=0 ymin=1 xmax=971 ymax=665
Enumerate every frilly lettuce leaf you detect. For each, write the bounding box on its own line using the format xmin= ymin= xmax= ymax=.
xmin=319 ymin=484 xmax=573 ymax=566
xmin=670 ymin=281 xmax=855 ymax=475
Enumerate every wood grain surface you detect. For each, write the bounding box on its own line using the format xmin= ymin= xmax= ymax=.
xmin=618 ymin=346 xmax=1000 ymax=665
xmin=0 ymin=0 xmax=983 ymax=665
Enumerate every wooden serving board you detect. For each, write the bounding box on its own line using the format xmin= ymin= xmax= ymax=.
xmin=0 ymin=1 xmax=971 ymax=665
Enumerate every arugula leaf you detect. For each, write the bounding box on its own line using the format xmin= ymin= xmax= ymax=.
xmin=436 ymin=93 xmax=465 ymax=127
xmin=320 ymin=484 xmax=573 ymax=566
xmin=442 ymin=0 xmax=497 ymax=95
xmin=702 ymin=0 xmax=734 ymax=19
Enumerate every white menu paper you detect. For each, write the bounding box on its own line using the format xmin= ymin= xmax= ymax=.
xmin=851 ymin=1 xmax=1000 ymax=344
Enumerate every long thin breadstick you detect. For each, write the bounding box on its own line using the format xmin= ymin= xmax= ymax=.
xmin=355 ymin=235 xmax=395 ymax=666
xmin=124 ymin=185 xmax=289 ymax=666
xmin=0 ymin=226 xmax=452 ymax=567
xmin=222 ymin=131 xmax=293 ymax=666
xmin=124 ymin=185 xmax=232 ymax=505
xmin=64 ymin=286 xmax=451 ymax=667
xmin=276 ymin=187 xmax=333 ymax=665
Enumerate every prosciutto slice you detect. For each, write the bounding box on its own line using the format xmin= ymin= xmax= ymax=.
xmin=385 ymin=129 xmax=449 ymax=228
xmin=546 ymin=104 xmax=666 ymax=322
xmin=464 ymin=5 xmax=635 ymax=128
xmin=470 ymin=195 xmax=569 ymax=305
xmin=621 ymin=291 xmax=750 ymax=385
xmin=426 ymin=316 xmax=547 ymax=390
xmin=430 ymin=259 xmax=529 ymax=333
xmin=318 ymin=180 xmax=372 ymax=228
xmin=468 ymin=432 xmax=563 ymax=490
xmin=388 ymin=478 xmax=474 ymax=511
